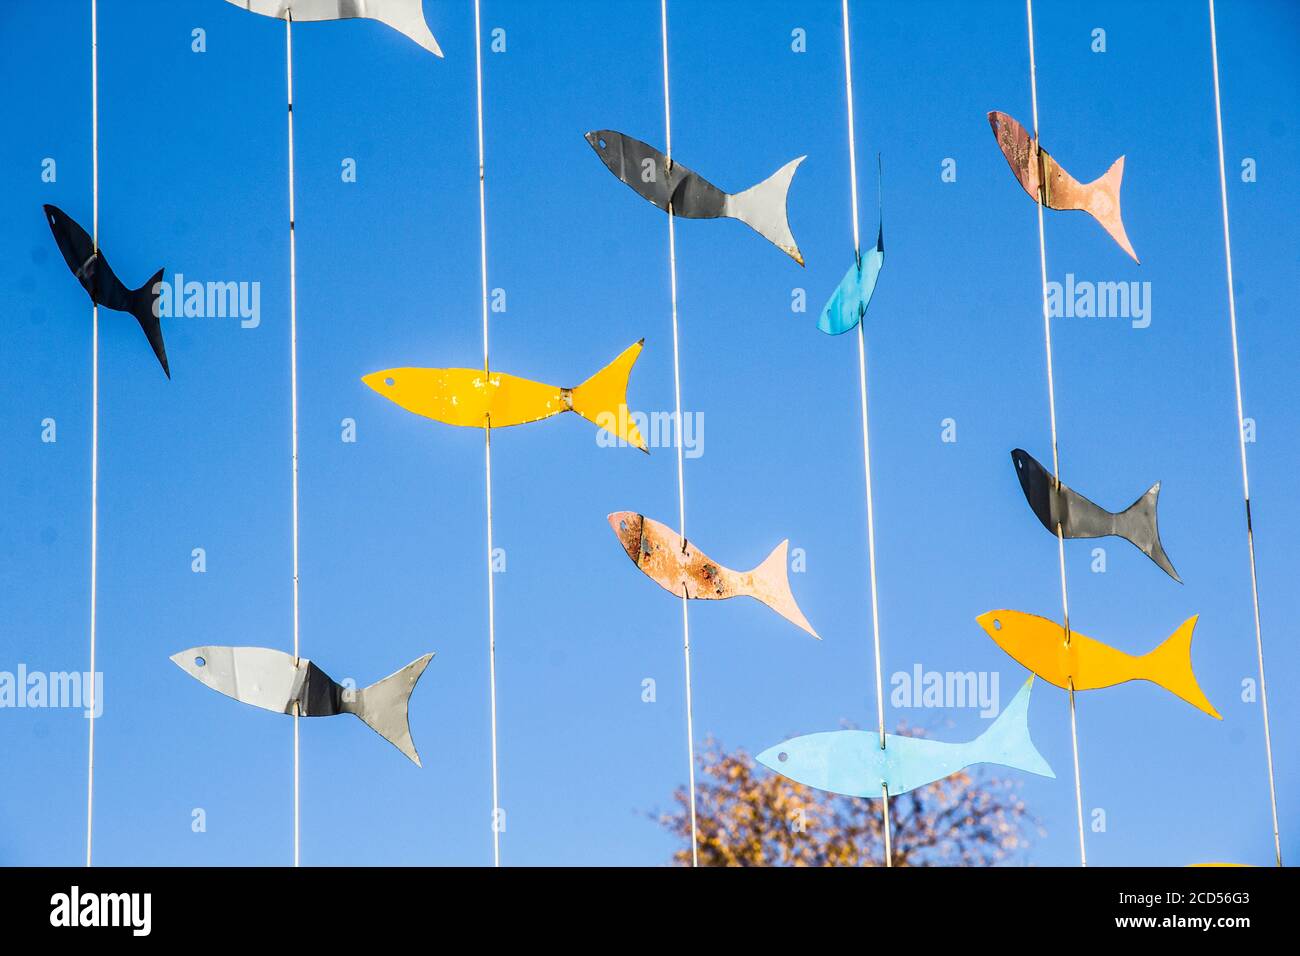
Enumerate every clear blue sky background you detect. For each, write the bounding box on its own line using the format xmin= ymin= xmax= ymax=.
xmin=1 ymin=0 xmax=1296 ymax=867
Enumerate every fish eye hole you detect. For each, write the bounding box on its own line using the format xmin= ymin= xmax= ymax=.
xmin=777 ymin=752 xmax=788 ymax=762
xmin=993 ymin=619 xmax=1002 ymax=631
xmin=619 ymin=520 xmax=627 ymax=532
xmin=384 ymin=377 xmax=395 ymax=387
xmin=195 ymin=656 xmax=206 ymax=667
xmin=597 ymin=137 xmax=607 ymax=150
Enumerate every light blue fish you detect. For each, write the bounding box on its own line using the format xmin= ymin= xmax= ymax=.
xmin=756 ymin=677 xmax=1054 ymax=798
xmin=818 ymin=222 xmax=884 ymax=335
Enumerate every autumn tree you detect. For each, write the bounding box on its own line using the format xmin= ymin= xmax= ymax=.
xmin=657 ymin=736 xmax=1038 ymax=866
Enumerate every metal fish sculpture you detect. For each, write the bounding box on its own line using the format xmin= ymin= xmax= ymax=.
xmin=976 ymin=610 xmax=1220 ymax=719
xmin=1011 ymin=448 xmax=1179 ymax=582
xmin=224 ymin=0 xmax=443 ymax=56
xmin=757 ymin=678 xmax=1054 ymax=798
xmin=987 ymin=110 xmax=1138 ymax=263
xmin=607 ymin=511 xmax=818 ymax=638
xmin=820 ymin=222 xmax=883 ymax=335
xmin=584 ymin=130 xmax=806 ymax=265
xmin=171 ymin=646 xmax=434 ymax=765
xmin=363 ymin=340 xmax=648 ymax=450
xmin=43 ymin=204 xmax=169 ymax=378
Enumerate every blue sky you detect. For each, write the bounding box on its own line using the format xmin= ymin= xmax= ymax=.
xmin=1 ymin=0 xmax=1296 ymax=867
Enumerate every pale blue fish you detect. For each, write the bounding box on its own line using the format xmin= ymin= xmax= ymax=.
xmin=818 ymin=222 xmax=884 ymax=335
xmin=756 ymin=677 xmax=1053 ymax=797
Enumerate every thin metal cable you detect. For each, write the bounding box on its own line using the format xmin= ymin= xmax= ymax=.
xmin=1025 ymin=0 xmax=1086 ymax=867
xmin=840 ymin=0 xmax=891 ymax=868
xmin=474 ymin=0 xmax=502 ymax=868
xmin=660 ymin=0 xmax=698 ymax=868
xmin=285 ymin=13 xmax=301 ymax=868
xmin=85 ymin=0 xmax=98 ymax=869
xmin=1208 ymin=0 xmax=1281 ymax=868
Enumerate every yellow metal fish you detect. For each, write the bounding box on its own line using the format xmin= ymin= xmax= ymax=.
xmin=975 ymin=609 xmax=1220 ymax=719
xmin=363 ymin=340 xmax=647 ymax=450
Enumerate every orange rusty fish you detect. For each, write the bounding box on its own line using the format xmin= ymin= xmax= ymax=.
xmin=608 ymin=512 xmax=819 ymax=638
xmin=988 ymin=110 xmax=1138 ymax=263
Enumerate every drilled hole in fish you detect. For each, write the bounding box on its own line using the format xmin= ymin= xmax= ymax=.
xmin=778 ymin=752 xmax=788 ymax=762
xmin=598 ymin=137 xmax=607 ymax=149
xmin=619 ymin=520 xmax=627 ymax=532
xmin=993 ymin=619 xmax=1001 ymax=631
xmin=195 ymin=656 xmax=206 ymax=667
xmin=384 ymin=377 xmax=395 ymax=387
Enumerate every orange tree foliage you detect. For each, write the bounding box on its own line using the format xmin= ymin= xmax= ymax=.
xmin=657 ymin=737 xmax=1038 ymax=866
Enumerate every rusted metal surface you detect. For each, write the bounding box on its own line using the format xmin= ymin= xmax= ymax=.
xmin=1011 ymin=449 xmax=1180 ymax=582
xmin=608 ymin=512 xmax=819 ymax=638
xmin=585 ymin=130 xmax=806 ymax=265
xmin=987 ymin=111 xmax=1138 ymax=262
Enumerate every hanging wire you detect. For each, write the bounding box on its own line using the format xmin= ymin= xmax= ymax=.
xmin=85 ymin=0 xmax=99 ymax=869
xmin=284 ymin=12 xmax=302 ymax=867
xmin=840 ymin=0 xmax=892 ymax=868
xmin=473 ymin=0 xmax=503 ymax=868
xmin=659 ymin=0 xmax=699 ymax=868
xmin=1207 ymin=0 xmax=1282 ymax=868
xmin=1024 ymin=0 xmax=1087 ymax=867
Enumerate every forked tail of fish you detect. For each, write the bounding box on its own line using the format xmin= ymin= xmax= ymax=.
xmin=569 ymin=340 xmax=647 ymax=452
xmin=749 ymin=540 xmax=819 ymax=638
xmin=726 ymin=156 xmax=806 ymax=266
xmin=128 ymin=267 xmax=169 ymax=379
xmin=1085 ymin=155 xmax=1139 ymax=263
xmin=349 ymin=653 xmax=434 ymax=765
xmin=971 ymin=677 xmax=1055 ymax=779
xmin=1141 ymin=616 xmax=1221 ymax=719
xmin=1114 ymin=480 xmax=1180 ymax=582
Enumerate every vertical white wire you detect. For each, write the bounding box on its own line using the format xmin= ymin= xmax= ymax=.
xmin=659 ymin=0 xmax=698 ymax=868
xmin=285 ymin=13 xmax=301 ymax=868
xmin=85 ymin=0 xmax=98 ymax=869
xmin=474 ymin=0 xmax=502 ymax=869
xmin=840 ymin=0 xmax=891 ymax=868
xmin=1025 ymin=0 xmax=1086 ymax=867
xmin=1208 ymin=0 xmax=1282 ymax=868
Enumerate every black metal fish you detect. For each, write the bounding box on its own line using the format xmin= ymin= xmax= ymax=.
xmin=584 ymin=129 xmax=805 ymax=265
xmin=43 ymin=204 xmax=169 ymax=378
xmin=1011 ymin=448 xmax=1179 ymax=582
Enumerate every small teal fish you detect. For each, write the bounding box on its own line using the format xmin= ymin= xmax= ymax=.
xmin=756 ymin=677 xmax=1053 ymax=797
xmin=818 ymin=222 xmax=884 ymax=335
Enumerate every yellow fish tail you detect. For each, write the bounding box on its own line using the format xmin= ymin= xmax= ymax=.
xmin=1142 ymin=615 xmax=1221 ymax=719
xmin=570 ymin=340 xmax=647 ymax=451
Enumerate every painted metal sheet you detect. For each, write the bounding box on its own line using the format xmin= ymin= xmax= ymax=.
xmin=1012 ymin=448 xmax=1179 ymax=582
xmin=43 ymin=204 xmax=169 ymax=378
xmin=224 ymin=0 xmax=442 ymax=56
xmin=976 ymin=610 xmax=1220 ymax=719
xmin=585 ymin=130 xmax=806 ymax=265
xmin=363 ymin=340 xmax=647 ymax=450
xmin=171 ymin=646 xmax=434 ymax=764
xmin=988 ymin=110 xmax=1138 ymax=262
xmin=819 ymin=223 xmax=884 ymax=335
xmin=757 ymin=678 xmax=1054 ymax=798
xmin=608 ymin=511 xmax=818 ymax=638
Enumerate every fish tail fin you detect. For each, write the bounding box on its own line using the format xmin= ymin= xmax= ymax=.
xmin=973 ymin=677 xmax=1055 ymax=778
xmin=370 ymin=0 xmax=444 ymax=56
xmin=728 ymin=156 xmax=806 ymax=266
xmin=569 ymin=340 xmax=647 ymax=452
xmin=1115 ymin=480 xmax=1180 ymax=582
xmin=1088 ymin=155 xmax=1139 ymax=263
xmin=353 ymin=653 xmax=434 ymax=765
xmin=1142 ymin=616 xmax=1221 ymax=719
xmin=128 ymin=267 xmax=170 ymax=379
xmin=749 ymin=540 xmax=819 ymax=638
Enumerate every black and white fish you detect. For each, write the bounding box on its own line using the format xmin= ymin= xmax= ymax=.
xmin=585 ymin=129 xmax=806 ymax=265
